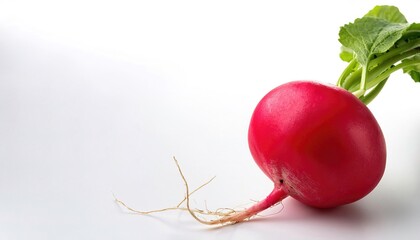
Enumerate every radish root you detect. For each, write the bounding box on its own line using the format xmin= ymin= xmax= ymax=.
xmin=114 ymin=157 xmax=287 ymax=225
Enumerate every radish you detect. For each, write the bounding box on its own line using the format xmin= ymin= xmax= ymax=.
xmin=246 ymin=81 xmax=385 ymax=215
xmin=189 ymin=81 xmax=386 ymax=225
xmin=185 ymin=5 xmax=420 ymax=225
xmin=116 ymin=5 xmax=420 ymax=225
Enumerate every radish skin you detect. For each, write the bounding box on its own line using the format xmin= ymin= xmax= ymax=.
xmin=248 ymin=81 xmax=386 ymax=208
xmin=196 ymin=81 xmax=386 ymax=225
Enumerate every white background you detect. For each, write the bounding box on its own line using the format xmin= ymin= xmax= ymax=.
xmin=1 ymin=0 xmax=420 ymax=239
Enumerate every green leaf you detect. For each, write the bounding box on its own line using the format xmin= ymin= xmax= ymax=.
xmin=339 ymin=46 xmax=354 ymax=62
xmin=408 ymin=23 xmax=420 ymax=31
xmin=402 ymin=55 xmax=420 ymax=83
xmin=339 ymin=17 xmax=410 ymax=66
xmin=365 ymin=5 xmax=407 ymax=23
xmin=409 ymin=71 xmax=420 ymax=82
xmin=337 ymin=5 xmax=420 ymax=104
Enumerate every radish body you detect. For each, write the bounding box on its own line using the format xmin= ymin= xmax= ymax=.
xmin=248 ymin=81 xmax=386 ymax=208
xmin=197 ymin=81 xmax=386 ymax=225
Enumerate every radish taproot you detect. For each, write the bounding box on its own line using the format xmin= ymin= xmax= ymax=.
xmin=116 ymin=5 xmax=420 ymax=225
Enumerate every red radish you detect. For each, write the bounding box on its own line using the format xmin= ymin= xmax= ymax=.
xmin=249 ymin=81 xmax=386 ymax=208
xmin=200 ymin=81 xmax=386 ymax=224
xmin=201 ymin=4 xmax=420 ymax=223
xmin=116 ymin=5 xmax=420 ymax=226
